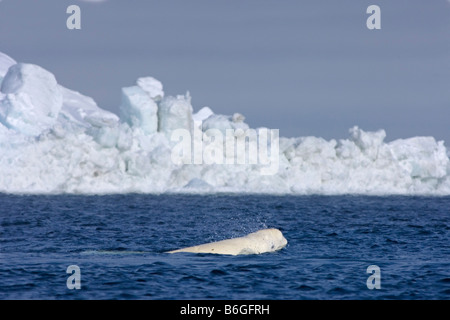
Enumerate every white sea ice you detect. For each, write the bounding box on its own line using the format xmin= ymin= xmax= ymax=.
xmin=0 ymin=51 xmax=449 ymax=195
xmin=0 ymin=51 xmax=16 ymax=86
xmin=192 ymin=106 xmax=214 ymax=123
xmin=59 ymin=86 xmax=119 ymax=130
xmin=0 ymin=63 xmax=63 ymax=136
xmin=120 ymin=85 xmax=158 ymax=135
xmin=158 ymin=93 xmax=193 ymax=138
xmin=136 ymin=76 xmax=164 ymax=101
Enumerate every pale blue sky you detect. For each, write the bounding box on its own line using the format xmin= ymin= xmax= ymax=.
xmin=0 ymin=0 xmax=449 ymax=143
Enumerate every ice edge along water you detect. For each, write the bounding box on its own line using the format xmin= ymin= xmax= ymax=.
xmin=0 ymin=51 xmax=449 ymax=195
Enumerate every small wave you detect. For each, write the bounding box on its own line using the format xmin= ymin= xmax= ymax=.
xmin=81 ymin=250 xmax=148 ymax=255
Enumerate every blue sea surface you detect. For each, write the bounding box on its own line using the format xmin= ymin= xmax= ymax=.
xmin=0 ymin=194 xmax=449 ymax=300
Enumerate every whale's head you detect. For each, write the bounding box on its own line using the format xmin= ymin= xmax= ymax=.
xmin=247 ymin=228 xmax=288 ymax=252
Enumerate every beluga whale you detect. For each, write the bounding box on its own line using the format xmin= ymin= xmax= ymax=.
xmin=167 ymin=228 xmax=287 ymax=255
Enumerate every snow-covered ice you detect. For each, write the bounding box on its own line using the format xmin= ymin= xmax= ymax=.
xmin=0 ymin=52 xmax=16 ymax=85
xmin=0 ymin=51 xmax=449 ymax=195
xmin=0 ymin=63 xmax=63 ymax=136
xmin=136 ymin=76 xmax=164 ymax=101
xmin=120 ymin=85 xmax=158 ymax=136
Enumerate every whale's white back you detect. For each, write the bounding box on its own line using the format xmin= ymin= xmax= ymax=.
xmin=167 ymin=228 xmax=287 ymax=255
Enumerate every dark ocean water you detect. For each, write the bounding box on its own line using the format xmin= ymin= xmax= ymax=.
xmin=0 ymin=194 xmax=449 ymax=300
